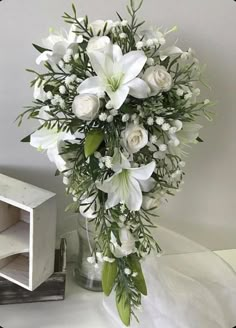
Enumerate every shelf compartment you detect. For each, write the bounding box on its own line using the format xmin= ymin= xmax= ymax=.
xmin=0 ymin=173 xmax=57 ymax=291
xmin=0 ymin=221 xmax=29 ymax=261
xmin=0 ymin=254 xmax=29 ymax=288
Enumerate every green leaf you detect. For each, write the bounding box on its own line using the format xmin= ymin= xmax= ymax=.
xmin=84 ymin=130 xmax=104 ymax=158
xmin=44 ymin=83 xmax=57 ymax=93
xmin=196 ymin=137 xmax=204 ymax=142
xmin=121 ymin=103 xmax=136 ymax=115
xmin=116 ymin=291 xmax=131 ymax=327
xmin=21 ymin=134 xmax=31 ymax=142
xmin=102 ymin=260 xmax=117 ymax=296
xmin=32 ymin=43 xmax=50 ymax=53
xmin=72 ymin=3 xmax=77 ymax=16
xmin=129 ymin=255 xmax=147 ymax=295
xmin=55 ymin=169 xmax=60 ymax=176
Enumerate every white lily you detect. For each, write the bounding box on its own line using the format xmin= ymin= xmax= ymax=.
xmin=36 ymin=24 xmax=84 ymax=65
xmin=96 ymin=153 xmax=156 ymax=211
xmin=168 ymin=122 xmax=202 ymax=157
xmin=78 ymin=43 xmax=150 ymax=109
xmin=30 ymin=127 xmax=75 ymax=170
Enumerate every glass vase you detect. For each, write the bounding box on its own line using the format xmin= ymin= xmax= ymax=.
xmin=74 ymin=217 xmax=102 ymax=292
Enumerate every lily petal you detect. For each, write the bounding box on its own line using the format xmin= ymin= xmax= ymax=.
xmin=112 ymin=44 xmax=123 ymax=62
xmin=96 ymin=174 xmax=118 ymax=193
xmin=47 ymin=147 xmax=68 ymax=172
xmin=30 ymin=128 xmax=75 ymax=150
xmin=112 ymin=150 xmax=131 ymax=172
xmin=120 ymin=51 xmax=147 ymax=84
xmin=52 ymin=41 xmax=68 ymax=57
xmin=130 ymin=161 xmax=156 ymax=180
xmin=88 ymin=51 xmax=107 ymax=77
xmin=78 ymin=76 xmax=104 ymax=95
xmin=139 ymin=177 xmax=156 ymax=192
xmin=30 ymin=128 xmax=59 ymax=150
xmin=126 ymin=78 xmax=150 ymax=99
xmin=126 ymin=177 xmax=143 ymax=211
xmin=36 ymin=51 xmax=52 ymax=65
xmin=106 ymin=191 xmax=121 ymax=209
xmin=159 ymin=46 xmax=183 ymax=61
xmin=106 ymin=85 xmax=129 ymax=109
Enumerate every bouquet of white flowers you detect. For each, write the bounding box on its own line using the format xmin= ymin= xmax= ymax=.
xmin=18 ymin=0 xmax=213 ymax=325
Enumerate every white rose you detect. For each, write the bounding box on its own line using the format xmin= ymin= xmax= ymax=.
xmin=89 ymin=20 xmax=113 ymax=35
xmin=123 ymin=124 xmax=148 ymax=154
xmin=110 ymin=228 xmax=136 ymax=258
xmin=143 ymin=65 xmax=172 ymax=96
xmin=87 ymin=36 xmax=111 ymax=53
xmin=72 ymin=94 xmax=100 ymax=121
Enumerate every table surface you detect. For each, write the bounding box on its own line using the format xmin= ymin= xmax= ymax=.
xmin=0 ymin=249 xmax=236 ymax=328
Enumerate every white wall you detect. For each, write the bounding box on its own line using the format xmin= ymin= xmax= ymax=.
xmin=0 ymin=0 xmax=235 ymax=250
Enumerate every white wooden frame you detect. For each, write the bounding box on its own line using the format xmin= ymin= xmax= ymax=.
xmin=0 ymin=174 xmax=57 ymax=291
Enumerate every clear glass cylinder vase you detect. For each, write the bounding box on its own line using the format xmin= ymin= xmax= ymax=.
xmin=74 ymin=217 xmax=102 ymax=292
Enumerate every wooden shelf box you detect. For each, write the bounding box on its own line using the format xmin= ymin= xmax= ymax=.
xmin=0 ymin=174 xmax=57 ymax=291
xmin=0 ymin=239 xmax=67 ymax=305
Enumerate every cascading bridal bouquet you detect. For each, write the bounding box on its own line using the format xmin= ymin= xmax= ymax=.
xmin=18 ymin=0 xmax=213 ymax=325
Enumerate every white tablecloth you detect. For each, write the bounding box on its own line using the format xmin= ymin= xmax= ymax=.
xmin=0 ymin=226 xmax=236 ymax=328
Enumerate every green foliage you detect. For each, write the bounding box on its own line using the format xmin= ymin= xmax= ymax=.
xmin=128 ymin=255 xmax=147 ymax=296
xmin=116 ymin=291 xmax=131 ymax=327
xmin=84 ymin=130 xmax=104 ymax=158
xmin=21 ymin=134 xmax=31 ymax=143
xmin=32 ymin=43 xmax=50 ymax=53
xmin=17 ymin=1 xmax=212 ymax=326
xmin=102 ymin=260 xmax=117 ymax=296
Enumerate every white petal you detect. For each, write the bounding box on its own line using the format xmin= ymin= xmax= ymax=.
xmin=61 ymin=131 xmax=75 ymax=142
xmin=120 ymin=51 xmax=147 ymax=84
xmin=139 ymin=177 xmax=156 ymax=192
xmin=38 ymin=106 xmax=51 ymax=123
xmin=130 ymin=161 xmax=156 ymax=181
xmin=88 ymin=51 xmax=107 ymax=77
xmin=110 ymin=232 xmax=117 ymax=245
xmin=36 ymin=51 xmax=52 ymax=65
xmin=78 ymin=76 xmax=104 ymax=95
xmin=68 ymin=24 xmax=78 ymax=43
xmin=159 ymin=46 xmax=183 ymax=61
xmin=112 ymin=150 xmax=131 ymax=172
xmin=96 ymin=174 xmax=118 ymax=193
xmin=47 ymin=147 xmax=67 ymax=172
xmin=106 ymin=85 xmax=129 ymax=109
xmin=80 ymin=194 xmax=100 ymax=219
xmin=30 ymin=128 xmax=59 ymax=150
xmin=33 ymin=82 xmax=47 ymax=101
xmin=112 ymin=44 xmax=123 ymax=62
xmin=30 ymin=128 xmax=74 ymax=150
xmin=42 ymin=32 xmax=64 ymax=49
xmin=52 ymin=41 xmax=68 ymax=57
xmin=106 ymin=191 xmax=121 ymax=209
xmin=110 ymin=243 xmax=126 ymax=258
xmin=126 ymin=178 xmax=142 ymax=211
xmin=126 ymin=78 xmax=150 ymax=99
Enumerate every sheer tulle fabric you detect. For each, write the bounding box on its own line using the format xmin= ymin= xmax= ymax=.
xmin=103 ymin=226 xmax=236 ymax=328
